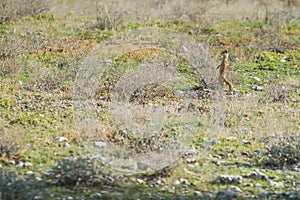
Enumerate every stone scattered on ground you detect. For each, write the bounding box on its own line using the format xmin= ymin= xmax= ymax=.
xmin=252 ymin=85 xmax=264 ymax=91
xmin=55 ymin=136 xmax=68 ymax=142
xmin=215 ymin=189 xmax=239 ymax=200
xmin=217 ymin=175 xmax=243 ymax=184
xmin=247 ymin=170 xmax=268 ymax=180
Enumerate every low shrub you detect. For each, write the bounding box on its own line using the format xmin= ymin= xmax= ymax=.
xmin=0 ymin=171 xmax=48 ymax=200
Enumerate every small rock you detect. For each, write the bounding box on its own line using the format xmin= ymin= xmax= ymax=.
xmin=9 ymin=160 xmax=16 ymax=165
xmin=215 ymin=190 xmax=238 ymax=200
xmin=17 ymin=161 xmax=33 ymax=168
xmin=227 ymin=185 xmax=242 ymax=193
xmin=217 ymin=175 xmax=243 ymax=184
xmin=136 ymin=178 xmax=144 ymax=184
xmin=194 ymin=191 xmax=202 ymax=196
xmin=241 ymin=152 xmax=249 ymax=156
xmin=241 ymin=139 xmax=251 ymax=145
xmin=253 ymin=149 xmax=268 ymax=156
xmin=225 ymin=136 xmax=236 ymax=141
xmin=254 ymin=183 xmax=262 ymax=188
xmin=180 ymin=178 xmax=190 ymax=185
xmin=173 ymin=180 xmax=180 ymax=185
xmin=269 ymin=175 xmax=278 ymax=180
xmin=156 ymin=178 xmax=166 ymax=186
xmin=94 ymin=141 xmax=106 ymax=148
xmin=101 ymin=59 xmax=112 ymax=65
xmin=280 ymin=57 xmax=287 ymax=62
xmin=252 ymin=85 xmax=263 ymax=91
xmin=137 ymin=161 xmax=151 ymax=170
xmin=64 ymin=142 xmax=71 ymax=148
xmin=185 ymin=149 xmax=198 ymax=156
xmin=44 ymin=170 xmax=53 ymax=176
xmin=186 ymin=157 xmax=197 ymax=164
xmin=90 ymin=193 xmax=102 ymax=198
xmin=214 ymin=160 xmax=225 ymax=166
xmin=179 ymin=45 xmax=188 ymax=53
xmin=252 ymin=76 xmax=260 ymax=81
xmin=248 ymin=171 xmax=268 ymax=180
xmin=269 ymin=181 xmax=284 ymax=188
xmin=67 ymin=197 xmax=73 ymax=200
xmin=26 ymin=171 xmax=34 ymax=175
xmin=55 ymin=136 xmax=68 ymax=142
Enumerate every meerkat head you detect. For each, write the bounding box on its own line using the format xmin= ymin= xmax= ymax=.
xmin=221 ymin=49 xmax=228 ymax=59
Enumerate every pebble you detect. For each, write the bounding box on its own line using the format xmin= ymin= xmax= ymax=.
xmin=248 ymin=171 xmax=268 ymax=180
xmin=215 ymin=190 xmax=238 ymax=200
xmin=186 ymin=157 xmax=197 ymax=164
xmin=217 ymin=175 xmax=243 ymax=184
xmin=55 ymin=136 xmax=68 ymax=142
xmin=173 ymin=179 xmax=181 ymax=185
xmin=26 ymin=171 xmax=34 ymax=175
xmin=194 ymin=191 xmax=202 ymax=196
xmin=252 ymin=76 xmax=261 ymax=81
xmin=64 ymin=142 xmax=71 ymax=148
xmin=252 ymin=85 xmax=264 ymax=91
xmin=90 ymin=193 xmax=102 ymax=198
xmin=269 ymin=181 xmax=284 ymax=188
xmin=227 ymin=185 xmax=242 ymax=193
xmin=180 ymin=178 xmax=190 ymax=185
xmin=101 ymin=59 xmax=112 ymax=64
xmin=17 ymin=161 xmax=33 ymax=168
xmin=241 ymin=139 xmax=251 ymax=145
xmin=185 ymin=149 xmax=198 ymax=156
xmin=94 ymin=141 xmax=107 ymax=148
xmin=157 ymin=178 xmax=166 ymax=185
xmin=136 ymin=178 xmax=144 ymax=184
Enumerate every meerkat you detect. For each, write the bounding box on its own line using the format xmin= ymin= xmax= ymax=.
xmin=217 ymin=50 xmax=234 ymax=91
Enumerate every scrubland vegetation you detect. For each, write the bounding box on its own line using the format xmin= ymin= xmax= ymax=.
xmin=0 ymin=0 xmax=300 ymax=199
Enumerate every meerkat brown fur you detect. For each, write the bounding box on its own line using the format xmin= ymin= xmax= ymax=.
xmin=217 ymin=50 xmax=234 ymax=91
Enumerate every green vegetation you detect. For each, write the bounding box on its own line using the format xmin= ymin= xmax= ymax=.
xmin=0 ymin=0 xmax=300 ymax=199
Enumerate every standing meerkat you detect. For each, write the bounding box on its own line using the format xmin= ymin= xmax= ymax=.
xmin=217 ymin=50 xmax=234 ymax=91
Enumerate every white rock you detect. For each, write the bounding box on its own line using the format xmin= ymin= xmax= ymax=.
xmin=227 ymin=185 xmax=242 ymax=193
xmin=55 ymin=136 xmax=68 ymax=142
xmin=136 ymin=178 xmax=144 ymax=184
xmin=9 ymin=160 xmax=16 ymax=165
xmin=269 ymin=181 xmax=284 ymax=188
xmin=94 ymin=141 xmax=106 ymax=148
xmin=64 ymin=142 xmax=71 ymax=148
xmin=241 ymin=140 xmax=251 ymax=144
xmin=248 ymin=171 xmax=268 ymax=180
xmin=252 ymin=85 xmax=264 ymax=91
xmin=90 ymin=193 xmax=102 ymax=198
xmin=194 ymin=191 xmax=202 ymax=196
xmin=26 ymin=171 xmax=34 ymax=175
xmin=101 ymin=59 xmax=112 ymax=64
xmin=173 ymin=180 xmax=181 ymax=185
xmin=252 ymin=76 xmax=260 ymax=81
xmin=156 ymin=178 xmax=166 ymax=185
xmin=217 ymin=175 xmax=243 ymax=184
xmin=186 ymin=157 xmax=197 ymax=164
xmin=17 ymin=161 xmax=33 ymax=168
